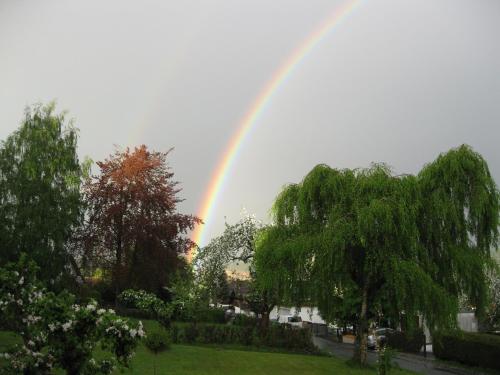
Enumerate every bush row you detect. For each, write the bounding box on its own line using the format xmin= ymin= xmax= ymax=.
xmin=433 ymin=331 xmax=500 ymax=371
xmin=170 ymin=323 xmax=317 ymax=353
xmin=387 ymin=329 xmax=425 ymax=353
xmin=175 ymin=307 xmax=226 ymax=324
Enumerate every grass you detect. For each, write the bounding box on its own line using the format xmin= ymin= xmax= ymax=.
xmin=120 ymin=344 xmax=415 ymax=375
xmin=0 ymin=321 xmax=417 ymax=375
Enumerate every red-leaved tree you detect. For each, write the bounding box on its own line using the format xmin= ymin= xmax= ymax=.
xmin=83 ymin=145 xmax=201 ymax=293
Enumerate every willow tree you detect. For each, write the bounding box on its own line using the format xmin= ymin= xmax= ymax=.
xmin=255 ymin=145 xmax=499 ymax=365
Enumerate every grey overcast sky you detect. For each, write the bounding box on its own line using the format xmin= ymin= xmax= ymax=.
xmin=1 ymin=0 xmax=499 ymax=246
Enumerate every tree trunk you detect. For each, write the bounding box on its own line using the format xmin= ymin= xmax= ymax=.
xmin=353 ymin=283 xmax=369 ymax=365
xmin=260 ymin=310 xmax=270 ymax=330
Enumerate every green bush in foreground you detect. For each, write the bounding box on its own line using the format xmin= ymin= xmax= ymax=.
xmin=144 ymin=332 xmax=171 ymax=375
xmin=0 ymin=255 xmax=144 ymax=374
xmin=433 ymin=331 xmax=500 ymax=371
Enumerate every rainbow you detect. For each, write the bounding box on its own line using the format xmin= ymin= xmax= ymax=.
xmin=191 ymin=0 xmax=362 ymax=253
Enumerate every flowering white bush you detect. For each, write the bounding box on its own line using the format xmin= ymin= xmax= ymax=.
xmin=118 ymin=289 xmax=172 ymax=328
xmin=118 ymin=289 xmax=166 ymax=313
xmin=0 ymin=255 xmax=144 ymax=375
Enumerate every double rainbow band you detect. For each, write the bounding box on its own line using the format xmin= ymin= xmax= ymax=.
xmin=191 ymin=0 xmax=362 ymax=254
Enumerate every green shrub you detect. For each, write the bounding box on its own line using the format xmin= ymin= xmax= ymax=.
xmin=144 ymin=331 xmax=171 ymax=354
xmin=233 ymin=314 xmax=258 ymax=327
xmin=114 ymin=306 xmax=156 ymax=320
xmin=386 ymin=329 xmax=425 ymax=353
xmin=175 ymin=307 xmax=226 ymax=324
xmin=168 ymin=322 xmax=317 ymax=353
xmin=377 ymin=346 xmax=397 ymax=375
xmin=144 ymin=331 xmax=171 ymax=375
xmin=184 ymin=323 xmax=199 ymax=344
xmin=93 ymin=281 xmax=116 ymax=304
xmin=433 ymin=331 xmax=500 ymax=371
xmin=118 ymin=289 xmax=166 ymax=314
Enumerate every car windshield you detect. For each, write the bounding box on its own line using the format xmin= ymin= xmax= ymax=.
xmin=376 ymin=328 xmax=394 ymax=335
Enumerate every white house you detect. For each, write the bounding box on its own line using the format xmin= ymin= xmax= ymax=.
xmin=270 ymin=306 xmax=326 ymax=325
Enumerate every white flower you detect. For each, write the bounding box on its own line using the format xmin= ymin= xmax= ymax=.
xmin=48 ymin=323 xmax=56 ymax=332
xmin=17 ymin=299 xmax=23 ymax=306
xmin=28 ymin=340 xmax=35 ymax=347
xmin=97 ymin=308 xmax=106 ymax=315
xmin=130 ymin=329 xmax=137 ymax=338
xmin=86 ymin=304 xmax=96 ymax=311
xmin=62 ymin=321 xmax=73 ymax=332
xmin=107 ymin=309 xmax=115 ymax=314
xmin=19 ymin=277 xmax=24 ymax=285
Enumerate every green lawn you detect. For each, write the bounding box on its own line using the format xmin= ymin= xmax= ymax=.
xmin=0 ymin=324 xmax=417 ymax=375
xmin=120 ymin=344 xmax=416 ymax=375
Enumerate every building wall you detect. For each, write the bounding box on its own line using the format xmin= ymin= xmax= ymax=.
xmin=270 ymin=306 xmax=326 ymax=325
xmin=457 ymin=312 xmax=478 ymax=332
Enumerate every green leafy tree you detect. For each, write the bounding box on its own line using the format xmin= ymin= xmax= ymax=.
xmin=194 ymin=213 xmax=262 ymax=303
xmin=0 ymin=103 xmax=86 ymax=282
xmin=255 ymin=145 xmax=499 ymax=365
xmin=195 ymin=214 xmax=278 ymax=325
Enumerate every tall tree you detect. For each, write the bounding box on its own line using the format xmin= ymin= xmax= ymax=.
xmin=0 ymin=103 xmax=85 ymax=282
xmin=195 ymin=214 xmax=262 ymax=298
xmin=255 ymin=145 xmax=499 ymax=365
xmin=195 ymin=214 xmax=278 ymax=325
xmin=83 ymin=145 xmax=200 ymax=293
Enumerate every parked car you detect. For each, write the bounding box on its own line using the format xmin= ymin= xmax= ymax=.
xmin=367 ymin=328 xmax=396 ymax=349
xmin=285 ymin=315 xmax=303 ymax=329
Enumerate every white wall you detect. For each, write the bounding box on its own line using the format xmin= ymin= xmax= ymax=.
xmin=270 ymin=306 xmax=326 ymax=325
xmin=457 ymin=312 xmax=478 ymax=332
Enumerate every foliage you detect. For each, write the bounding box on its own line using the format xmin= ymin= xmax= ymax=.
xmin=169 ymin=322 xmax=317 ymax=353
xmin=119 ymin=289 xmax=166 ymax=313
xmin=433 ymin=331 xmax=500 ymax=371
xmin=377 ymin=346 xmax=397 ymax=375
xmin=195 ymin=213 xmax=278 ymax=325
xmin=484 ymin=264 xmax=500 ymax=330
xmin=0 ymin=255 xmax=144 ymax=374
xmin=144 ymin=331 xmax=171 ymax=354
xmin=0 ymin=103 xmax=86 ymax=282
xmin=118 ymin=283 xmax=224 ymax=328
xmin=144 ymin=331 xmax=171 ymax=375
xmin=195 ymin=213 xmax=261 ymax=302
xmin=232 ymin=314 xmax=258 ymax=327
xmin=167 ymin=269 xmax=212 ymax=323
xmin=83 ymin=145 xmax=201 ymax=293
xmin=118 ymin=289 xmax=173 ymax=329
xmin=386 ymin=329 xmax=425 ymax=353
xmin=255 ymin=145 xmax=499 ymax=365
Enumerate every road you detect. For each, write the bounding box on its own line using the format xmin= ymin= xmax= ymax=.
xmin=313 ymin=336 xmax=489 ymax=375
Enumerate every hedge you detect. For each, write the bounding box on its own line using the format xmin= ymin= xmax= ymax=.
xmin=433 ymin=331 xmax=500 ymax=371
xmin=170 ymin=323 xmax=317 ymax=353
xmin=386 ymin=329 xmax=425 ymax=353
xmin=174 ymin=307 xmax=226 ymax=324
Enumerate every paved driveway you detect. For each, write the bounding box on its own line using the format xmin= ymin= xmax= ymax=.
xmin=313 ymin=336 xmax=487 ymax=375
